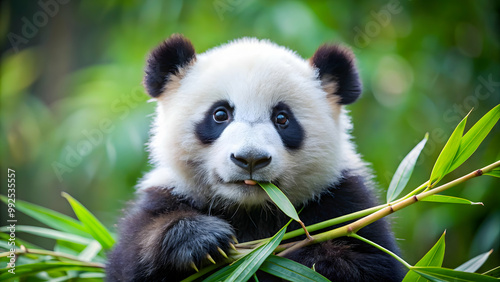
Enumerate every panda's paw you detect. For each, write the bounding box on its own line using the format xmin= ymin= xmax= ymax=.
xmin=163 ymin=215 xmax=235 ymax=271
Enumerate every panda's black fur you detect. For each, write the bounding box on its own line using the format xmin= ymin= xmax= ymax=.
xmin=106 ymin=34 xmax=405 ymax=281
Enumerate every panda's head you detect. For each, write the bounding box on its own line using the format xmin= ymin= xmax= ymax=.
xmin=140 ymin=34 xmax=363 ymax=207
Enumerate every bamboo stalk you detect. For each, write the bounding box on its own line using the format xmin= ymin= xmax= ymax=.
xmin=276 ymin=160 xmax=500 ymax=256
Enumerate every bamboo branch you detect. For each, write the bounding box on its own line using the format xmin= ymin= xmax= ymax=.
xmin=348 ymin=233 xmax=412 ymax=269
xmin=276 ymin=160 xmax=500 ymax=257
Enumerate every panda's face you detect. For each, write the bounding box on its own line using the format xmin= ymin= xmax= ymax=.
xmin=143 ymin=36 xmax=362 ymax=207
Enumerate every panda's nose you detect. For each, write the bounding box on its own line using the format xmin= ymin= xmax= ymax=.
xmin=230 ymin=152 xmax=272 ymax=173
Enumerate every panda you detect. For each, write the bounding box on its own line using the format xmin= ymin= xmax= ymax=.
xmin=106 ymin=34 xmax=405 ymax=282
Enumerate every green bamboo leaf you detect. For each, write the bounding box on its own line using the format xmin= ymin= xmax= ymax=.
xmin=181 ymin=264 xmax=222 ymax=282
xmin=224 ymin=223 xmax=288 ymax=282
xmin=485 ymin=168 xmax=500 ymax=178
xmin=430 ymin=112 xmax=469 ymax=187
xmin=78 ymin=272 xmax=107 ymax=278
xmin=259 ymin=255 xmax=330 ymax=282
xmin=455 ymin=250 xmax=493 ymax=273
xmin=412 ymin=266 xmax=499 ymax=282
xmin=2 ymin=225 xmax=92 ymax=245
xmin=61 ymin=192 xmax=115 ymax=250
xmin=78 ymin=240 xmax=103 ymax=262
xmin=0 ymin=232 xmax=42 ymax=250
xmin=402 ymin=231 xmax=446 ymax=282
xmin=203 ymin=221 xmax=290 ymax=282
xmin=483 ymin=266 xmax=500 ymax=277
xmin=0 ymin=195 xmax=90 ymax=238
xmin=387 ymin=134 xmax=428 ymax=203
xmin=0 ymin=261 xmax=104 ymax=280
xmin=258 ymin=182 xmax=300 ymax=221
xmin=448 ymin=104 xmax=500 ymax=173
xmin=420 ymin=195 xmax=483 ymax=206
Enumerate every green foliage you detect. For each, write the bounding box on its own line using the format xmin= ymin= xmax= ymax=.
xmin=485 ymin=168 xmax=500 ymax=178
xmin=0 ymin=193 xmax=107 ymax=280
xmin=0 ymin=261 xmax=104 ymax=280
xmin=429 ymin=112 xmax=469 ymax=187
xmin=386 ymin=133 xmax=428 ymax=202
xmin=429 ymin=104 xmax=500 ymax=187
xmin=455 ymin=250 xmax=493 ymax=273
xmin=6 ymin=225 xmax=92 ymax=245
xmin=0 ymin=195 xmax=90 ymax=237
xmin=203 ymin=222 xmax=289 ymax=282
xmin=403 ymin=231 xmax=446 ymax=282
xmin=411 ymin=267 xmax=499 ymax=282
xmin=61 ymin=192 xmax=115 ymax=250
xmin=449 ymin=105 xmax=500 ymax=174
xmin=259 ymin=255 xmax=330 ymax=282
xmin=258 ymin=182 xmax=301 ymax=222
xmin=420 ymin=195 xmax=483 ymax=205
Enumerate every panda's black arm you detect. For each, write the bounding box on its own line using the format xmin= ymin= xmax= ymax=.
xmin=106 ymin=187 xmax=235 ymax=282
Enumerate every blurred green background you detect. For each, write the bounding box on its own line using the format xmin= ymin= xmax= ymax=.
xmin=1 ymin=0 xmax=499 ymax=273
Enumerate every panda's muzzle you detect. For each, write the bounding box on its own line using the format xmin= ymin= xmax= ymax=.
xmin=230 ymin=152 xmax=272 ymax=174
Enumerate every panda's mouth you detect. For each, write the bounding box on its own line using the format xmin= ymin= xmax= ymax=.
xmin=228 ymin=180 xmax=259 ymax=186
xmin=215 ymin=174 xmax=274 ymax=188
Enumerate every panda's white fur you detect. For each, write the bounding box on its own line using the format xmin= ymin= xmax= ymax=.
xmin=138 ymin=38 xmax=365 ymax=206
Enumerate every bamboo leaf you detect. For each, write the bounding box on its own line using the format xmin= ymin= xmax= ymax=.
xmin=420 ymin=195 xmax=483 ymax=206
xmin=0 ymin=261 xmax=104 ymax=280
xmin=259 ymin=255 xmax=330 ymax=282
xmin=61 ymin=192 xmax=115 ymax=250
xmin=203 ymin=221 xmax=290 ymax=282
xmin=448 ymin=104 xmax=500 ymax=173
xmin=0 ymin=232 xmax=42 ymax=250
xmin=224 ymin=223 xmax=288 ymax=282
xmin=485 ymin=168 xmax=500 ymax=178
xmin=181 ymin=264 xmax=223 ymax=282
xmin=429 ymin=112 xmax=469 ymax=187
xmin=387 ymin=134 xmax=428 ymax=203
xmin=258 ymin=182 xmax=300 ymax=221
xmin=0 ymin=195 xmax=90 ymax=238
xmin=412 ymin=266 xmax=499 ymax=282
xmin=455 ymin=250 xmax=493 ymax=273
xmin=402 ymin=231 xmax=446 ymax=282
xmin=2 ymin=225 xmax=92 ymax=245
xmin=78 ymin=240 xmax=103 ymax=262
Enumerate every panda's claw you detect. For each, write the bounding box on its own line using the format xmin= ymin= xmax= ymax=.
xmin=217 ymin=247 xmax=228 ymax=258
xmin=206 ymin=254 xmax=216 ymax=264
xmin=229 ymin=242 xmax=237 ymax=252
xmin=190 ymin=261 xmax=199 ymax=272
xmin=232 ymin=236 xmax=239 ymax=244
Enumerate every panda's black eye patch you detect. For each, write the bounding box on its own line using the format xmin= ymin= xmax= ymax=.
xmin=196 ymin=100 xmax=233 ymax=145
xmin=213 ymin=108 xmax=229 ymax=122
xmin=272 ymin=102 xmax=304 ymax=149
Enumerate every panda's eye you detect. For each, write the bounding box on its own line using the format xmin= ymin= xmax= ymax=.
xmin=213 ymin=108 xmax=229 ymax=122
xmin=275 ymin=112 xmax=289 ymax=127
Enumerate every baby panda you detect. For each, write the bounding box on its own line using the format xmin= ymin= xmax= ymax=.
xmin=107 ymin=34 xmax=405 ymax=281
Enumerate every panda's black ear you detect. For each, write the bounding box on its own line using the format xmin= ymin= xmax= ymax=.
xmin=311 ymin=44 xmax=361 ymax=104
xmin=144 ymin=34 xmax=196 ymax=97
